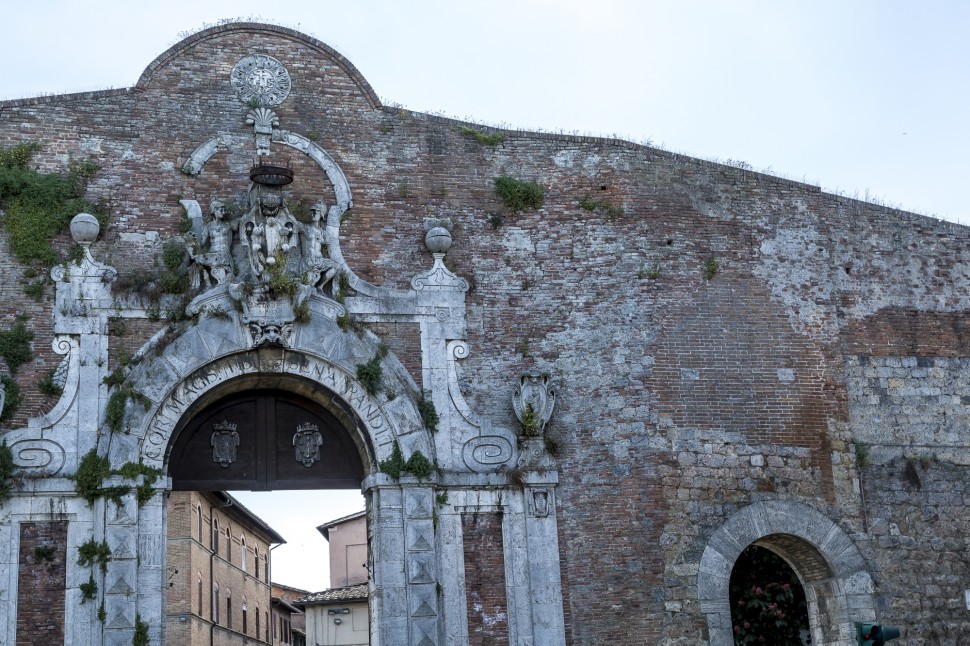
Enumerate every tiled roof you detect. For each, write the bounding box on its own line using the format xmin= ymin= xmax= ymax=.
xmin=295 ymin=583 xmax=369 ymax=606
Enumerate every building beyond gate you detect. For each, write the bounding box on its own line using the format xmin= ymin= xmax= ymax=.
xmin=0 ymin=21 xmax=967 ymax=645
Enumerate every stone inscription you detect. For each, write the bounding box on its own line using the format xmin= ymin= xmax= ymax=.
xmin=143 ymin=352 xmax=392 ymax=462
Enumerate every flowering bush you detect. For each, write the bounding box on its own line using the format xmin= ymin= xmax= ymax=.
xmin=730 ymin=545 xmax=810 ymax=644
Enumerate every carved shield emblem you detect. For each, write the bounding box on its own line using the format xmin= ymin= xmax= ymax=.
xmin=210 ymin=421 xmax=240 ymax=468
xmin=293 ymin=423 xmax=323 ymax=468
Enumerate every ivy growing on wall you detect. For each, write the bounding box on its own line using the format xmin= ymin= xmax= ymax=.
xmin=72 ymin=449 xmax=162 ymax=507
xmin=0 ymin=143 xmax=102 ymax=271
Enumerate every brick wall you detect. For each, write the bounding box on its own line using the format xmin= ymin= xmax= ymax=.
xmin=462 ymin=513 xmax=508 ymax=645
xmin=1 ymin=22 xmax=970 ymax=644
xmin=16 ymin=521 xmax=67 ymax=646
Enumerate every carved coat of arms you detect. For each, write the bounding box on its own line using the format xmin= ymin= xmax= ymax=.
xmin=211 ymin=421 xmax=240 ymax=468
xmin=512 ymin=370 xmax=557 ymax=436
xmin=293 ymin=423 xmax=323 ymax=468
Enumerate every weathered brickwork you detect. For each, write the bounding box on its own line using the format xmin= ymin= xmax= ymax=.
xmin=461 ymin=513 xmax=509 ymax=645
xmin=0 ymin=22 xmax=967 ymax=645
xmin=16 ymin=521 xmax=67 ymax=646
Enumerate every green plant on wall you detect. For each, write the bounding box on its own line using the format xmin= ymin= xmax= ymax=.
xmin=0 ymin=376 xmax=22 ymax=423
xmin=704 ymin=257 xmax=719 ymax=280
xmin=133 ymin=613 xmax=150 ymax=645
xmin=356 ymin=345 xmax=388 ymax=397
xmin=73 ymin=448 xmax=163 ymax=507
xmin=0 ymin=143 xmax=102 ymax=268
xmin=77 ymin=538 xmax=111 ymax=574
xmin=418 ymin=398 xmax=439 ymax=433
xmin=0 ymin=319 xmax=34 ymax=374
xmin=494 ymin=176 xmax=544 ymax=213
xmin=379 ymin=441 xmax=436 ymax=480
xmin=521 ymin=403 xmax=541 ymax=437
xmin=578 ymin=193 xmax=624 ymax=220
xmin=0 ymin=440 xmax=15 ymax=504
xmin=379 ymin=441 xmax=406 ymax=478
xmin=34 ymin=545 xmax=55 ymax=563
xmin=38 ymin=368 xmax=63 ymax=396
xmin=459 ymin=126 xmax=505 ymax=146
xmin=79 ymin=574 xmax=98 ymax=603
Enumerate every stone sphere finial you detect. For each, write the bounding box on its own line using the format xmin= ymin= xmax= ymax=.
xmin=70 ymin=213 xmax=100 ymax=245
xmin=425 ymin=226 xmax=452 ymax=254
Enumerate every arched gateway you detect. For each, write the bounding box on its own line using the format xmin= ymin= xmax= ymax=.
xmin=0 ymin=23 xmax=566 ymax=645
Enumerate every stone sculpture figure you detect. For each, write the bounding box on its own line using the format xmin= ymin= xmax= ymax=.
xmin=300 ymin=201 xmax=341 ymax=296
xmin=187 ymin=199 xmax=234 ymax=287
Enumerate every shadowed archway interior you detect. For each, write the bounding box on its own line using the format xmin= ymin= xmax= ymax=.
xmin=168 ymin=388 xmax=366 ymax=491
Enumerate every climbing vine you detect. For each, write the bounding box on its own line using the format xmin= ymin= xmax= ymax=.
xmin=0 ymin=142 xmax=102 ymax=271
xmin=72 ymin=449 xmax=161 ymax=507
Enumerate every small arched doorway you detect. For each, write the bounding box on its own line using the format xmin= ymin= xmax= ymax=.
xmin=698 ymin=501 xmax=877 ymax=646
xmin=729 ymin=543 xmax=811 ymax=644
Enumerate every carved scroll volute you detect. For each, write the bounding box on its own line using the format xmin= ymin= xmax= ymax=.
xmin=511 ymin=370 xmax=556 ymax=437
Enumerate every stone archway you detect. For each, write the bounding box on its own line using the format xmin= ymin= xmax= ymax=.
xmin=86 ymin=300 xmax=440 ymax=645
xmin=698 ymin=500 xmax=876 ymax=646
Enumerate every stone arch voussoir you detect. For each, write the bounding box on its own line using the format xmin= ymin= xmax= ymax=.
xmin=96 ymin=311 xmax=432 ymax=474
xmin=698 ymin=500 xmax=876 ymax=646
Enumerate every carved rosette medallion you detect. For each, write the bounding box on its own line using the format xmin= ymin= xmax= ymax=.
xmin=293 ymin=423 xmax=323 ymax=467
xmin=210 ymin=421 xmax=240 ymax=467
xmin=231 ymin=54 xmax=291 ymax=106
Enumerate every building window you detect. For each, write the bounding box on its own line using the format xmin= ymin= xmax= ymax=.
xmin=265 ymin=611 xmax=269 ymax=642
xmin=226 ymin=589 xmax=232 ymax=630
xmin=197 ymin=506 xmax=203 ymax=543
xmin=242 ymin=597 xmax=248 ymax=634
xmin=212 ymin=582 xmax=219 ymax=624
xmin=197 ymin=573 xmax=203 ymax=616
xmin=254 ymin=547 xmax=259 ymax=579
xmin=241 ymin=536 xmax=247 ymax=573
xmin=255 ymin=605 xmax=260 ymax=639
xmin=225 ymin=526 xmax=231 ymax=562
xmin=212 ymin=518 xmax=219 ymax=555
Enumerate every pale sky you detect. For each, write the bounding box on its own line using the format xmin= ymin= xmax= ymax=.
xmin=5 ymin=0 xmax=969 ymax=591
